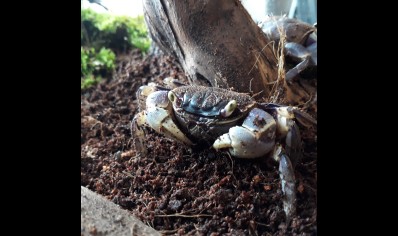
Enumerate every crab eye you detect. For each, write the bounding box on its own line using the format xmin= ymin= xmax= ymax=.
xmin=168 ymin=91 xmax=176 ymax=102
xmin=168 ymin=91 xmax=182 ymax=106
xmin=220 ymin=100 xmax=237 ymax=117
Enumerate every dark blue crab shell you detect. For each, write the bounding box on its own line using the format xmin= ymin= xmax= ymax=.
xmin=171 ymin=86 xmax=255 ymax=117
xmin=169 ymin=86 xmax=256 ymax=143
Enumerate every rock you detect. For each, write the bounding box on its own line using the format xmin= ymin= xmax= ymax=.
xmin=81 ymin=186 xmax=160 ymax=236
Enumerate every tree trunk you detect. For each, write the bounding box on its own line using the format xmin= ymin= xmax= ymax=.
xmin=142 ymin=0 xmax=279 ymax=97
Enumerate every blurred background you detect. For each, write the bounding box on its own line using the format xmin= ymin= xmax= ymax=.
xmin=81 ymin=0 xmax=317 ymax=25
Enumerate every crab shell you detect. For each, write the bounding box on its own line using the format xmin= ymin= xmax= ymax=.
xmin=168 ymin=86 xmax=256 ymax=144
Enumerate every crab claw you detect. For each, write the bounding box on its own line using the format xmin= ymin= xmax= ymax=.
xmin=146 ymin=107 xmax=193 ymax=145
xmin=213 ymin=108 xmax=276 ymax=158
xmin=144 ymin=91 xmax=193 ymax=145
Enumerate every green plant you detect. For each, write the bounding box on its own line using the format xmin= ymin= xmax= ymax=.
xmin=95 ymin=47 xmax=116 ymax=70
xmin=81 ymin=74 xmax=102 ymax=90
xmin=81 ymin=47 xmax=115 ymax=89
xmin=81 ymin=8 xmax=151 ymax=53
xmin=81 ymin=8 xmax=151 ymax=89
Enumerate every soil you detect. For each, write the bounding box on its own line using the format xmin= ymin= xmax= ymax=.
xmin=81 ymin=49 xmax=317 ymax=235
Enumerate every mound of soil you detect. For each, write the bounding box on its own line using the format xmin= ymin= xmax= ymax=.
xmin=81 ymin=49 xmax=317 ymax=235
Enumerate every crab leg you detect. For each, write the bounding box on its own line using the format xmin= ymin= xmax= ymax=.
xmin=273 ymin=108 xmax=305 ymax=220
xmin=131 ymin=112 xmax=148 ymax=155
xmin=284 ymin=42 xmax=312 ymax=81
xmin=273 ymin=123 xmax=301 ymax=221
xmin=273 ymin=145 xmax=296 ymax=221
xmin=274 ymin=107 xmax=307 ymax=167
xmin=292 ymin=107 xmax=317 ymax=128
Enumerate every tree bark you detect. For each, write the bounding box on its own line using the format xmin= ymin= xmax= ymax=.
xmin=142 ymin=0 xmax=279 ymax=97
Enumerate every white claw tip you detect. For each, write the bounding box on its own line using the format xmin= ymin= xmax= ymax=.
xmin=213 ymin=134 xmax=232 ymax=150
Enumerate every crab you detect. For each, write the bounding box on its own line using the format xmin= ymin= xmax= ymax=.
xmin=132 ymin=78 xmax=316 ymax=220
xmin=259 ymin=16 xmax=317 ymax=82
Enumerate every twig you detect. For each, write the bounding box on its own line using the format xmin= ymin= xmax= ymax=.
xmin=247 ymin=41 xmax=274 ymax=75
xmin=255 ymin=221 xmax=271 ymax=227
xmin=154 ymin=213 xmax=212 ymax=218
xmin=122 ymin=171 xmax=134 ymax=178
xmin=249 ymin=78 xmax=264 ymax=99
xmin=158 ymin=229 xmax=179 ymax=234
xmin=226 ymin=152 xmax=238 ymax=187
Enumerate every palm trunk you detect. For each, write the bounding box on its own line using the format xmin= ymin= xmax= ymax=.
xmin=142 ymin=0 xmax=279 ymax=97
